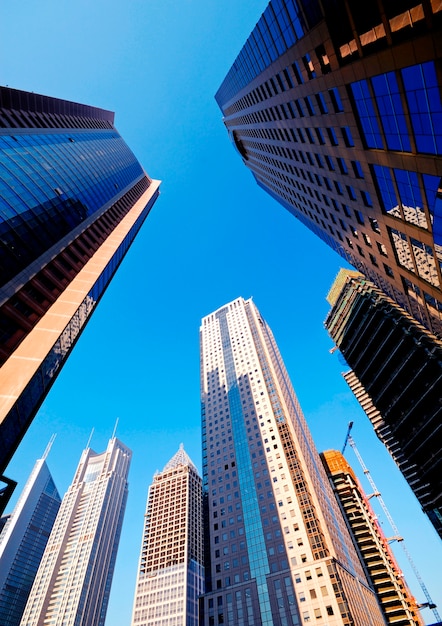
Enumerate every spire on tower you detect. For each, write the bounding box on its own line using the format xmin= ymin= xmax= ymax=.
xmin=162 ymin=445 xmax=197 ymax=472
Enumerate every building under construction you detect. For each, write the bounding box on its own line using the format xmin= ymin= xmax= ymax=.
xmin=325 ymin=269 xmax=442 ymax=539
xmin=322 ymin=449 xmax=424 ymax=626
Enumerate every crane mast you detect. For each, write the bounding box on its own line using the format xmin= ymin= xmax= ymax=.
xmin=342 ymin=422 xmax=440 ymax=623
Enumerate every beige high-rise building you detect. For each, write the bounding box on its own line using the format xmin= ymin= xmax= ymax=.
xmin=131 ymin=445 xmax=204 ymax=626
xmin=199 ymin=297 xmax=386 ymax=626
xmin=20 ymin=437 xmax=131 ymax=626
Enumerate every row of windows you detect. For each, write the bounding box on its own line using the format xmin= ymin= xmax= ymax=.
xmin=231 ymin=83 xmax=343 ymax=124
xmin=217 ymin=0 xmax=311 ymax=107
xmin=0 ymin=103 xmax=114 ymax=131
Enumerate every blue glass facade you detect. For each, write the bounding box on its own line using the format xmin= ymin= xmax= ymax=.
xmin=215 ymin=0 xmax=319 ymax=107
xmin=215 ymin=1 xmax=442 ymax=339
xmin=351 ymin=61 xmax=442 ymax=157
xmin=0 ymin=459 xmax=61 ymax=626
xmin=0 ymin=130 xmax=144 ymax=286
xmin=0 ymin=88 xmax=160 ymax=474
xmin=215 ymin=307 xmax=274 ymax=626
xmin=402 ymin=62 xmax=442 ymax=155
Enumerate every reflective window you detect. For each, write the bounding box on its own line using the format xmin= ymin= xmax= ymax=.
xmin=389 ymin=228 xmax=415 ymax=272
xmin=315 ymin=92 xmax=328 ymax=114
xmin=372 ymin=165 xmax=400 ymax=218
xmin=402 ymin=62 xmax=442 ymax=155
xmin=327 ymin=127 xmax=338 ymax=146
xmin=302 ymin=53 xmax=316 ymax=79
xmin=329 ymin=87 xmax=344 ymax=113
xmin=372 ymin=72 xmax=411 ymax=151
xmin=350 ymin=79 xmax=383 ymax=148
xmin=291 ymin=61 xmax=304 ymax=85
xmin=394 ymin=169 xmax=427 ymax=228
xmin=411 ymin=238 xmax=439 ymax=286
xmin=422 ymin=174 xmax=442 ymax=252
xmin=361 ymin=190 xmax=373 ymax=207
xmin=352 ymin=160 xmax=364 ymax=179
xmin=341 ymin=126 xmax=354 ymax=147
xmin=304 ymin=96 xmax=315 ymax=115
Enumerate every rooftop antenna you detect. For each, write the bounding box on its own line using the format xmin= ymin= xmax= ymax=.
xmin=342 ymin=422 xmax=440 ymax=622
xmin=85 ymin=427 xmax=94 ymax=450
xmin=111 ymin=418 xmax=119 ymax=440
xmin=42 ymin=434 xmax=56 ymax=461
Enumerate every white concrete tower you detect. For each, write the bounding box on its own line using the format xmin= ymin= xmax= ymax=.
xmin=20 ymin=437 xmax=131 ymax=626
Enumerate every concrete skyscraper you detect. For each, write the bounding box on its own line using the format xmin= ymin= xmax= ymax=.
xmin=216 ymin=0 xmax=442 ymax=338
xmin=200 ymin=297 xmax=385 ymax=626
xmin=325 ymin=269 xmax=442 ymax=538
xmin=0 ymin=447 xmax=61 ymax=626
xmin=321 ymin=450 xmax=423 ymax=626
xmin=131 ymin=445 xmax=204 ymax=626
xmin=20 ymin=436 xmax=131 ymax=626
xmin=0 ymin=87 xmax=160 ymax=476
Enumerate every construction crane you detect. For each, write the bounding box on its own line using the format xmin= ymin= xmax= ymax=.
xmin=342 ymin=422 xmax=440 ymax=623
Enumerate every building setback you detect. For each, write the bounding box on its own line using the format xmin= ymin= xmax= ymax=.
xmin=215 ymin=0 xmax=442 ymax=338
xmin=324 ymin=269 xmax=442 ymax=538
xmin=131 ymin=445 xmax=204 ymax=626
xmin=0 ymin=87 xmax=160 ymax=475
xmin=0 ymin=453 xmax=61 ymax=626
xmin=321 ymin=449 xmax=423 ymax=626
xmin=20 ymin=437 xmax=131 ymax=626
xmin=200 ymin=297 xmax=386 ymax=626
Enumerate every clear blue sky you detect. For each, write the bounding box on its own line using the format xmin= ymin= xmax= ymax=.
xmin=1 ymin=1 xmax=441 ymax=624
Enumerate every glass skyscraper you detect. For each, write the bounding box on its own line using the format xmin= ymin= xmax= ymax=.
xmin=0 ymin=451 xmax=61 ymax=626
xmin=131 ymin=445 xmax=204 ymax=626
xmin=215 ymin=0 xmax=442 ymax=339
xmin=20 ymin=437 xmax=131 ymax=626
xmin=0 ymin=87 xmax=160 ymax=475
xmin=200 ymin=297 xmax=385 ymax=625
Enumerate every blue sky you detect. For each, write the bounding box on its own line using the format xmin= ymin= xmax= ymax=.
xmin=1 ymin=1 xmax=441 ymax=624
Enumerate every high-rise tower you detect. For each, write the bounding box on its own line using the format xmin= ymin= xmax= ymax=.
xmin=324 ymin=269 xmax=442 ymax=538
xmin=321 ymin=450 xmax=423 ymax=626
xmin=20 ymin=437 xmax=131 ymax=626
xmin=200 ymin=297 xmax=385 ymax=626
xmin=130 ymin=445 xmax=204 ymax=626
xmin=0 ymin=450 xmax=61 ymax=626
xmin=0 ymin=87 xmax=160 ymax=474
xmin=215 ymin=0 xmax=442 ymax=338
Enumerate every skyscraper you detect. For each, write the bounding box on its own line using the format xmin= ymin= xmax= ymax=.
xmin=0 ymin=87 xmax=160 ymax=474
xmin=0 ymin=448 xmax=61 ymax=626
xmin=130 ymin=445 xmax=204 ymax=626
xmin=324 ymin=269 xmax=442 ymax=538
xmin=20 ymin=436 xmax=131 ymax=626
xmin=215 ymin=0 xmax=442 ymax=338
xmin=321 ymin=450 xmax=423 ymax=626
xmin=200 ymin=297 xmax=385 ymax=626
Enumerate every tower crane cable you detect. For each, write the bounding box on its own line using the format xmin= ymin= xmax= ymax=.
xmin=342 ymin=423 xmax=440 ymax=622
